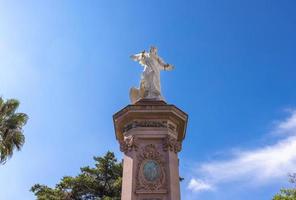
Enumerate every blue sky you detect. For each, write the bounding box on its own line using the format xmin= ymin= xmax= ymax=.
xmin=1 ymin=1 xmax=296 ymax=199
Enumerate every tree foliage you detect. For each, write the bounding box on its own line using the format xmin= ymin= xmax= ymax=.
xmin=273 ymin=173 xmax=296 ymax=200
xmin=31 ymin=151 xmax=122 ymax=200
xmin=0 ymin=97 xmax=28 ymax=164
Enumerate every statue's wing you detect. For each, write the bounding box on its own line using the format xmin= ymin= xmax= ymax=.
xmin=130 ymin=53 xmax=142 ymax=61
xmin=130 ymin=52 xmax=147 ymax=67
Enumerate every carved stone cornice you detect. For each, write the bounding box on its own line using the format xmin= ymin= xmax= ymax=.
xmin=113 ymin=103 xmax=188 ymax=141
xmin=162 ymin=136 xmax=182 ymax=153
xmin=119 ymin=135 xmax=138 ymax=153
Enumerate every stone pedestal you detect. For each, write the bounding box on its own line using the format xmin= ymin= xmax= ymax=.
xmin=113 ymin=100 xmax=188 ymax=200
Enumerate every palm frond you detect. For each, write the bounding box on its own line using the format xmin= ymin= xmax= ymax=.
xmin=0 ymin=98 xmax=28 ymax=164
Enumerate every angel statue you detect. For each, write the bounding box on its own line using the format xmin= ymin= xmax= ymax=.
xmin=130 ymin=46 xmax=174 ymax=104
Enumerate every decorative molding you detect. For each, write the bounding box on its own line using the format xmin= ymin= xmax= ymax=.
xmin=168 ymin=123 xmax=176 ymax=132
xmin=136 ymin=144 xmax=167 ymax=193
xmin=162 ymin=136 xmax=182 ymax=153
xmin=123 ymin=120 xmax=167 ymax=133
xmin=119 ymin=135 xmax=138 ymax=153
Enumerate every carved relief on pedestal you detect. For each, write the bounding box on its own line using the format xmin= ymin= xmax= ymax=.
xmin=119 ymin=135 xmax=139 ymax=153
xmin=162 ymin=135 xmax=182 ymax=153
xmin=167 ymin=122 xmax=176 ymax=132
xmin=136 ymin=144 xmax=166 ymax=193
xmin=123 ymin=120 xmax=168 ymax=133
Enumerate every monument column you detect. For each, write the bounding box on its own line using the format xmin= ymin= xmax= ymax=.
xmin=113 ymin=100 xmax=188 ymax=200
xmin=113 ymin=47 xmax=188 ymax=200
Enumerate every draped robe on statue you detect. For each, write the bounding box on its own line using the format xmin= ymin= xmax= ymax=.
xmin=130 ymin=47 xmax=174 ymax=104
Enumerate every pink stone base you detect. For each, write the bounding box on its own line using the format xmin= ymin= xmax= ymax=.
xmin=113 ymin=101 xmax=188 ymax=200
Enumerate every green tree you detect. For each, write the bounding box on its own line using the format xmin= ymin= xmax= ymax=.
xmin=273 ymin=173 xmax=296 ymax=200
xmin=0 ymin=97 xmax=28 ymax=164
xmin=31 ymin=151 xmax=122 ymax=200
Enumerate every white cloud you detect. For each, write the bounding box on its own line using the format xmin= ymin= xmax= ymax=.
xmin=275 ymin=110 xmax=296 ymax=135
xmin=188 ymin=110 xmax=296 ymax=192
xmin=188 ymin=178 xmax=213 ymax=192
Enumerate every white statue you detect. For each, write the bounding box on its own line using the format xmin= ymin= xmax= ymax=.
xmin=130 ymin=46 xmax=174 ymax=104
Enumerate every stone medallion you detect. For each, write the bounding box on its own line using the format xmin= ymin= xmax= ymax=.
xmin=136 ymin=144 xmax=167 ymax=193
xmin=143 ymin=160 xmax=160 ymax=182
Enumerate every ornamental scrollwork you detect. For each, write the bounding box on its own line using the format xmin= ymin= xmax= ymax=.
xmin=119 ymin=135 xmax=138 ymax=153
xmin=162 ymin=136 xmax=182 ymax=153
xmin=136 ymin=144 xmax=166 ymax=192
xmin=123 ymin=120 xmax=167 ymax=133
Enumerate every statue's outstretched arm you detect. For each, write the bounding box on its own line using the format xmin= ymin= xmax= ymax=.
xmin=157 ymin=56 xmax=174 ymax=71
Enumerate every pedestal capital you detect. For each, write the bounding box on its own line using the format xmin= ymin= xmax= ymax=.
xmin=113 ymin=100 xmax=188 ymax=143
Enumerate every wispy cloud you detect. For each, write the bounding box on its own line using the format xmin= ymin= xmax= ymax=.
xmin=275 ymin=109 xmax=296 ymax=135
xmin=188 ymin=178 xmax=214 ymax=192
xmin=188 ymin=110 xmax=296 ymax=192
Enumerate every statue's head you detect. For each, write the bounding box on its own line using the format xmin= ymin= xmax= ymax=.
xmin=150 ymin=46 xmax=158 ymax=54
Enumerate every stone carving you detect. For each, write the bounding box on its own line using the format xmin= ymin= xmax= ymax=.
xmin=136 ymin=144 xmax=166 ymax=192
xmin=123 ymin=120 xmax=167 ymax=133
xmin=119 ymin=135 xmax=138 ymax=153
xmin=143 ymin=160 xmax=160 ymax=182
xmin=130 ymin=46 xmax=174 ymax=104
xmin=162 ymin=136 xmax=182 ymax=153
xmin=168 ymin=123 xmax=176 ymax=132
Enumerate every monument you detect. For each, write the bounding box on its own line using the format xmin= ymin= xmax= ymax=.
xmin=113 ymin=47 xmax=188 ymax=200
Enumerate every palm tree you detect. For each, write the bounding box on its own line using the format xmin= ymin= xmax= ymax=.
xmin=0 ymin=97 xmax=28 ymax=164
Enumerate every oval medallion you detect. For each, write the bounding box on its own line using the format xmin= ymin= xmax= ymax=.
xmin=143 ymin=160 xmax=160 ymax=182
